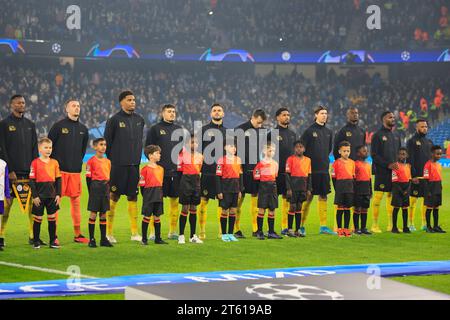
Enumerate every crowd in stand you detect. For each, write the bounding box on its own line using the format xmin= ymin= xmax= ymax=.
xmin=359 ymin=0 xmax=450 ymax=49
xmin=1 ymin=0 xmax=449 ymax=49
xmin=0 ymin=61 xmax=448 ymax=141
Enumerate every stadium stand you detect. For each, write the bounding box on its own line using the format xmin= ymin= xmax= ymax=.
xmin=1 ymin=0 xmax=449 ymax=49
xmin=0 ymin=59 xmax=448 ymax=143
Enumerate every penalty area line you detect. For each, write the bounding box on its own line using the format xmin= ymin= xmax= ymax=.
xmin=0 ymin=261 xmax=96 ymax=279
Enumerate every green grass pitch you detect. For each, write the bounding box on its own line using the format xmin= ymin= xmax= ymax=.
xmin=0 ymin=166 xmax=449 ymax=300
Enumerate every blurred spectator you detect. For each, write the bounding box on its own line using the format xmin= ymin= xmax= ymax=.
xmin=0 ymin=59 xmax=448 ymax=143
xmin=2 ymin=0 xmax=448 ymax=49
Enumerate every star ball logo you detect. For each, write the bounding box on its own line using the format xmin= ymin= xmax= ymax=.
xmin=245 ymin=283 xmax=344 ymax=300
xmin=165 ymin=48 xmax=175 ymax=59
xmin=66 ymin=5 xmax=81 ymax=30
xmin=52 ymin=43 xmax=62 ymax=54
xmin=401 ymin=51 xmax=411 ymax=61
xmin=281 ymin=52 xmax=291 ymax=62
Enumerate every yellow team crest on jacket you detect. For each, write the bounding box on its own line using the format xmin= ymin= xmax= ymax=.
xmin=119 ymin=122 xmax=126 ymax=128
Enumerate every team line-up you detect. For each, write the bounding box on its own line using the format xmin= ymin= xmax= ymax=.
xmin=0 ymin=91 xmax=445 ymax=250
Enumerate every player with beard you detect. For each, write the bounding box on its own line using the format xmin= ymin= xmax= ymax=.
xmin=370 ymin=111 xmax=401 ymax=233
xmin=198 ymin=104 xmax=227 ymax=240
xmin=406 ymin=119 xmax=433 ymax=231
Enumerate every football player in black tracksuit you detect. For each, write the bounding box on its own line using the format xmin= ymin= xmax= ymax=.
xmin=406 ymin=119 xmax=433 ymax=231
xmin=0 ymin=95 xmax=38 ymax=247
xmin=234 ymin=109 xmax=268 ymax=238
xmin=48 ymin=99 xmax=89 ymax=243
xmin=332 ymin=107 xmax=366 ymax=232
xmin=267 ymin=108 xmax=296 ymax=236
xmin=300 ymin=105 xmax=334 ymax=235
xmin=146 ymin=104 xmax=186 ymax=240
xmin=198 ymin=104 xmax=227 ymax=240
xmin=370 ymin=111 xmax=401 ymax=233
xmin=333 ymin=107 xmax=366 ymax=162
xmin=104 ymin=91 xmax=145 ymax=243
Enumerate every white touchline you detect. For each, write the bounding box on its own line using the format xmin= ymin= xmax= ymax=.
xmin=0 ymin=261 xmax=97 ymax=279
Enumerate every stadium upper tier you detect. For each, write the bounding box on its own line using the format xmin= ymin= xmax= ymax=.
xmin=1 ymin=0 xmax=449 ymax=50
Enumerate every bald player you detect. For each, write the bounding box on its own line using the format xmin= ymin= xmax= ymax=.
xmin=333 ymin=107 xmax=366 ymax=231
xmin=333 ymin=107 xmax=366 ymax=161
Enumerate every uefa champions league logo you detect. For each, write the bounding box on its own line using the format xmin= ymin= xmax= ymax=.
xmin=0 ymin=39 xmax=25 ymax=54
xmin=281 ymin=52 xmax=291 ymax=62
xmin=52 ymin=43 xmax=62 ymax=54
xmin=199 ymin=49 xmax=255 ymax=62
xmin=401 ymin=51 xmax=411 ymax=61
xmin=165 ymin=48 xmax=175 ymax=59
xmin=245 ymin=283 xmax=344 ymax=300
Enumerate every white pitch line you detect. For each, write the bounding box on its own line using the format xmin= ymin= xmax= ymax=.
xmin=0 ymin=261 xmax=96 ymax=279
